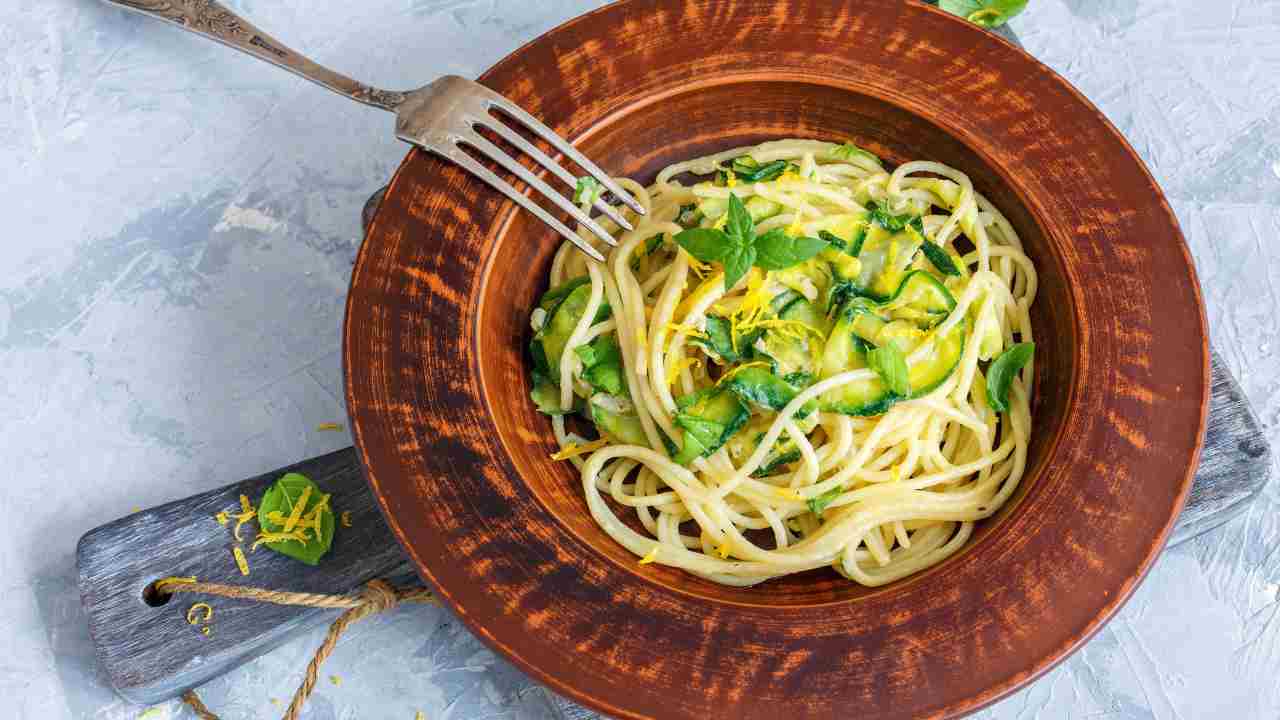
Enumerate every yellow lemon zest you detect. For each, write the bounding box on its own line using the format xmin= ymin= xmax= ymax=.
xmin=214 ymin=511 xmax=229 ymax=526
xmin=329 ymin=675 xmax=342 ymax=686
xmin=638 ymin=547 xmax=660 ymax=565
xmin=282 ymin=485 xmax=312 ymax=533
xmin=186 ymin=602 xmax=213 ymax=625
xmin=251 ymin=529 xmax=311 ymax=551
xmin=786 ymin=217 xmax=804 ymax=237
xmin=316 ymin=422 xmax=344 ymax=431
xmin=231 ymin=495 xmax=257 ymax=542
xmin=232 ymin=546 xmax=250 ymax=576
xmin=664 ymin=322 xmax=708 ymax=340
xmin=891 ymin=465 xmax=902 ymax=482
xmin=201 ymin=626 xmax=211 ymax=636
xmin=712 ymin=213 xmax=729 ymax=231
xmin=715 ymin=361 xmax=771 ymax=387
xmin=416 ymin=712 xmax=427 ymax=720
xmin=726 ymin=172 xmax=738 ymax=188
xmin=551 ymin=438 xmax=609 ymax=461
xmin=666 ymin=357 xmax=702 ymax=387
xmin=777 ymin=169 xmax=802 ymax=184
xmin=774 ymin=487 xmax=805 ymax=501
xmin=715 ymin=543 xmax=732 ymax=559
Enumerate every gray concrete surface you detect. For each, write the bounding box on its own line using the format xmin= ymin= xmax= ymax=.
xmin=2 ymin=0 xmax=1278 ymax=717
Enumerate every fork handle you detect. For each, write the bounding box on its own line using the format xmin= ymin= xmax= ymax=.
xmin=103 ymin=0 xmax=405 ymax=111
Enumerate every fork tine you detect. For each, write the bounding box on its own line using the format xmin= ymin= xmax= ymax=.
xmin=440 ymin=146 xmax=606 ymax=263
xmin=460 ymin=131 xmax=619 ymax=248
xmin=477 ymin=117 xmax=635 ymax=233
xmin=487 ymin=99 xmax=647 ymax=216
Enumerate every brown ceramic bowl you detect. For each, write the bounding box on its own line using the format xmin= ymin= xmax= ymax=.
xmin=345 ymin=1 xmax=1209 ymax=717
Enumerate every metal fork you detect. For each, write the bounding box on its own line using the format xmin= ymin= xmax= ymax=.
xmin=104 ymin=0 xmax=644 ymax=262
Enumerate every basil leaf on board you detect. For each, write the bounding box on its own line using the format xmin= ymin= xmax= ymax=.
xmin=257 ymin=473 xmax=335 ymax=566
xmin=938 ymin=0 xmax=1028 ymax=28
xmin=867 ymin=344 xmax=911 ymax=397
xmin=807 ymin=485 xmax=845 ymax=518
xmin=920 ymin=240 xmax=962 ymax=276
xmin=721 ymin=244 xmax=757 ymax=291
xmin=985 ymin=342 xmax=1035 ymax=412
xmin=754 ymin=230 xmax=829 ymax=271
xmin=573 ymin=176 xmax=602 ymax=204
xmin=530 ymin=371 xmax=572 ymax=416
xmin=725 ymin=193 xmax=755 ymax=248
xmin=674 ymin=227 xmax=732 ymax=263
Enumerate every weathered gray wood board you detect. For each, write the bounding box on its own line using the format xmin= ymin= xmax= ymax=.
xmin=75 ymin=353 xmax=1270 ymax=705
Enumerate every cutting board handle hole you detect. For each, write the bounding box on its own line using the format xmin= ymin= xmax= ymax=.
xmin=141 ymin=581 xmax=173 ymax=607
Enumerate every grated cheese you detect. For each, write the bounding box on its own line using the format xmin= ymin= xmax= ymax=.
xmin=638 ymin=547 xmax=660 ymax=565
xmin=232 ymin=546 xmax=250 ymax=576
xmin=551 ymin=438 xmax=609 ymax=461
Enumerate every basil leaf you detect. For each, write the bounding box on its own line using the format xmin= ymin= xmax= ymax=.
xmin=723 ymin=366 xmax=800 ymax=411
xmin=867 ymin=344 xmax=910 ymax=397
xmin=257 ymin=473 xmax=334 ymax=566
xmin=985 ymin=342 xmax=1035 ymax=412
xmin=938 ymin=0 xmax=1027 ymax=27
xmin=674 ymin=228 xmax=732 ymax=263
xmin=920 ymin=240 xmax=962 ymax=276
xmin=575 ymin=336 xmax=626 ymax=395
xmin=721 ymin=245 xmax=757 ymax=291
xmin=674 ymin=413 xmax=726 ymax=455
xmin=754 ymin=230 xmax=829 ymax=270
xmin=807 ymin=485 xmax=845 ymax=518
xmin=725 ymin=193 xmax=755 ymax=248
xmin=573 ymin=176 xmax=601 ymax=204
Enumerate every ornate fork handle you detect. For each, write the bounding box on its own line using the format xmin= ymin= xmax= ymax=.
xmin=104 ymin=0 xmax=406 ymax=111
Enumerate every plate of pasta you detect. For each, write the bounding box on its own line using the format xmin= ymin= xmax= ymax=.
xmin=345 ymin=1 xmax=1209 ymax=718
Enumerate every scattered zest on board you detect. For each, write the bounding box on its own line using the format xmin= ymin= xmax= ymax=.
xmin=528 ymin=138 xmax=1037 ymax=587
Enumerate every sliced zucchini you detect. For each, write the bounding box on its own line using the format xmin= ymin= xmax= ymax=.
xmin=802 ymin=212 xmax=868 ymax=250
xmin=754 ymin=329 xmax=819 ymax=380
xmin=537 ymin=284 xmax=591 ymax=375
xmin=537 ymin=276 xmax=589 ymax=313
xmin=854 ymin=224 xmax=924 ymax=300
xmin=818 ymin=306 xmax=895 ymax=416
xmin=773 ymin=257 xmax=833 ymax=306
xmin=881 ymin=271 xmax=956 ymax=328
xmin=530 ymin=372 xmax=571 ymax=416
xmin=722 ymin=366 xmax=815 ymax=418
xmin=907 ymin=319 xmax=967 ymax=398
xmin=745 ymin=196 xmax=783 ymax=222
xmin=590 ymin=394 xmax=648 ymax=445
xmin=673 ymin=387 xmax=750 ymax=463
xmin=778 ymin=296 xmax=832 ymax=336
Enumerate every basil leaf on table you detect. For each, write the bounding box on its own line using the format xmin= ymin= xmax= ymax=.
xmin=938 ymin=0 xmax=1028 ymax=28
xmin=754 ymin=229 xmax=829 ymax=270
xmin=867 ymin=344 xmax=911 ymax=397
xmin=257 ymin=472 xmax=335 ymax=566
xmin=985 ymin=342 xmax=1035 ymax=412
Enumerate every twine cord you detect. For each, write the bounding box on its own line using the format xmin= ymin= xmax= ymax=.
xmin=157 ymin=578 xmax=436 ymax=720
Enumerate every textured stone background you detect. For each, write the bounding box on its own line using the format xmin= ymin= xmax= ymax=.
xmin=2 ymin=0 xmax=1278 ymax=717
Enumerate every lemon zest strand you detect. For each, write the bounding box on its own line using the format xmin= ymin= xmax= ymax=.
xmin=638 ymin=547 xmax=660 ymax=565
xmin=282 ymin=485 xmax=312 ymax=533
xmin=551 ymin=438 xmax=609 ymax=461
xmin=232 ymin=546 xmax=250 ymax=576
xmin=186 ymin=602 xmax=214 ymax=625
xmin=666 ymin=357 xmax=702 ymax=387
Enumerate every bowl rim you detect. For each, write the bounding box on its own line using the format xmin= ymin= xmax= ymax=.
xmin=345 ymin=1 xmax=1209 ymax=717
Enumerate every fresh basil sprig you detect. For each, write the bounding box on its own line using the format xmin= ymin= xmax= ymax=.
xmin=675 ymin=193 xmax=829 ymax=289
xmin=985 ymin=342 xmax=1035 ymax=411
xmin=938 ymin=0 xmax=1028 ymax=28
xmin=867 ymin=344 xmax=911 ymax=397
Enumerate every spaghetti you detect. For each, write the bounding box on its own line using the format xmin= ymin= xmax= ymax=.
xmin=528 ymin=139 xmax=1036 ymax=587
